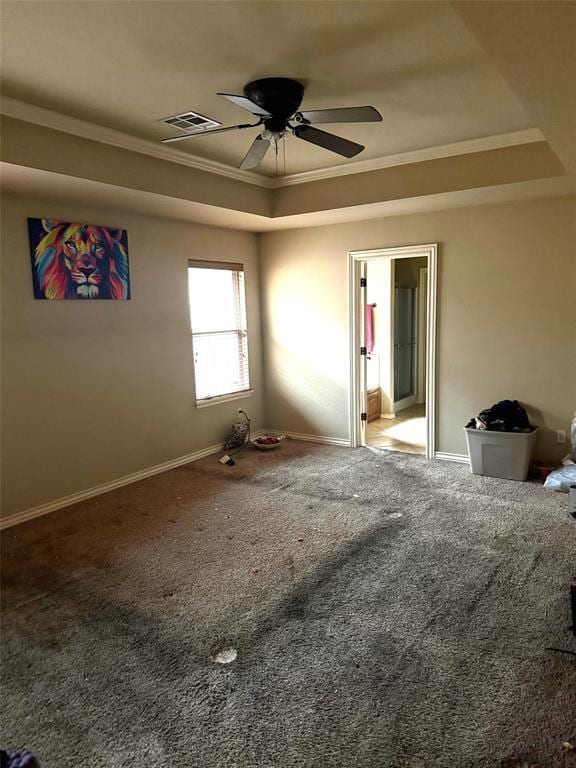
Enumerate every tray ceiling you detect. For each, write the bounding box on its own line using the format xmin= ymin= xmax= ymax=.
xmin=0 ymin=0 xmax=532 ymax=177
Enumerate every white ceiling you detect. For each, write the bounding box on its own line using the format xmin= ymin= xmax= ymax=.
xmin=0 ymin=0 xmax=532 ymax=177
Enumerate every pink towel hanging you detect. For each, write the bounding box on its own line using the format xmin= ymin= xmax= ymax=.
xmin=365 ymin=304 xmax=374 ymax=353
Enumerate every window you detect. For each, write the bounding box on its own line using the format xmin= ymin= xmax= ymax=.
xmin=188 ymin=260 xmax=251 ymax=403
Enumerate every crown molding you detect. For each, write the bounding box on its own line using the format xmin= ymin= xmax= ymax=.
xmin=0 ymin=96 xmax=272 ymax=188
xmin=1 ymin=97 xmax=544 ymax=191
xmin=270 ymin=128 xmax=545 ymax=187
xmin=3 ymin=162 xmax=572 ymax=235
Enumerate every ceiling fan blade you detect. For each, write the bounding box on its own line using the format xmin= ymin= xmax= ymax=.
xmin=297 ymin=106 xmax=382 ymax=124
xmin=292 ymin=125 xmax=364 ymax=158
xmin=161 ymin=122 xmax=257 ymax=143
xmin=240 ymin=135 xmax=270 ymax=170
xmin=218 ymin=93 xmax=272 ymax=117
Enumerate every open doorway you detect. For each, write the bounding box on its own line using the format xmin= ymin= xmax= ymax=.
xmin=349 ymin=244 xmax=437 ymax=458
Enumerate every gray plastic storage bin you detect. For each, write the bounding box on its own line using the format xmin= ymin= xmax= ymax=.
xmin=464 ymin=427 xmax=538 ymax=481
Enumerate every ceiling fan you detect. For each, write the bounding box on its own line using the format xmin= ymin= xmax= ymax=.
xmin=161 ymin=77 xmax=382 ymax=170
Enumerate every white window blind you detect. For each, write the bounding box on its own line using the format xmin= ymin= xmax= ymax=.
xmin=188 ymin=261 xmax=250 ymax=401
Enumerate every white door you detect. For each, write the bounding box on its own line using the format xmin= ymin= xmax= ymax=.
xmin=359 ymin=261 xmax=368 ymax=444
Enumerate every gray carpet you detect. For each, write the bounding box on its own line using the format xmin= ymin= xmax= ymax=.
xmin=1 ymin=442 xmax=575 ymax=768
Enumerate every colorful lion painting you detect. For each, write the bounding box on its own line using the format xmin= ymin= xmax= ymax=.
xmin=28 ymin=218 xmax=131 ymax=300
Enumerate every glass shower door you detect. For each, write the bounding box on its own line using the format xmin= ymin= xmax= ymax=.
xmin=394 ymin=287 xmax=415 ymax=401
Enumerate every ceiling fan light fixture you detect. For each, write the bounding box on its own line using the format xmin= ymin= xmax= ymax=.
xmin=262 ymin=127 xmax=285 ymax=145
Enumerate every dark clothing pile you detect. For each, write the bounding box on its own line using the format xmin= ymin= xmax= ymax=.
xmin=1 ymin=750 xmax=40 ymax=768
xmin=465 ymin=399 xmax=534 ymax=433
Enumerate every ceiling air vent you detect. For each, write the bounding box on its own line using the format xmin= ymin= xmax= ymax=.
xmin=161 ymin=111 xmax=221 ymax=133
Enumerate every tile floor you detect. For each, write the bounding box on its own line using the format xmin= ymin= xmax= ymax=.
xmin=366 ymin=403 xmax=426 ymax=454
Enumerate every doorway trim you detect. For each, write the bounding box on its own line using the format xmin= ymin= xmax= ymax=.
xmin=348 ymin=243 xmax=438 ymax=458
xmin=417 ymin=266 xmax=428 ymax=405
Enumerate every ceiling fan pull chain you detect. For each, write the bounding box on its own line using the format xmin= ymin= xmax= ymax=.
xmin=275 ymin=140 xmax=279 ymax=177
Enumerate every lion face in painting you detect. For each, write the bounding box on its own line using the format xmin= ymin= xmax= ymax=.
xmin=33 ymin=219 xmax=130 ymax=300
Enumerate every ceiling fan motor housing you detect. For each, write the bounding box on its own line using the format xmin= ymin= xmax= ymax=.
xmin=244 ymin=77 xmax=304 ymax=120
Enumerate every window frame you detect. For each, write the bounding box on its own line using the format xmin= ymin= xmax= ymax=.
xmin=187 ymin=259 xmax=253 ymax=408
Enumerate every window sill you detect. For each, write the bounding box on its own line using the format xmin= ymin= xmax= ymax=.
xmin=195 ymin=389 xmax=254 ymax=409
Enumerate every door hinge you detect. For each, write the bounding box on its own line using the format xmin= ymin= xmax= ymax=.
xmin=360 ymin=346 xmax=367 ymax=356
xmin=360 ymin=277 xmax=367 ymax=287
xmin=360 ymin=412 xmax=367 ymax=422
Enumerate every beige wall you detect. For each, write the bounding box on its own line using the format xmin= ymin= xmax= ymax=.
xmin=260 ymin=196 xmax=576 ymax=462
xmin=1 ymin=193 xmax=265 ymax=518
xmin=271 ymin=143 xmax=565 ymax=217
xmin=1 ymin=117 xmax=271 ymax=217
xmin=3 ymin=192 xmax=575 ymax=518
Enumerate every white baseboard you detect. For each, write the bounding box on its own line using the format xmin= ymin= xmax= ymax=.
xmin=379 ymin=413 xmax=396 ymax=420
xmin=1 ymin=438 xmax=469 ymax=530
xmin=394 ymin=395 xmax=418 ymax=412
xmin=1 ymin=434 xmax=470 ymax=531
xmin=0 ymin=429 xmax=348 ymax=530
xmin=267 ymin=429 xmax=350 ymax=448
xmin=435 ymin=451 xmax=470 ymax=464
xmin=0 ymin=436 xmax=272 ymax=530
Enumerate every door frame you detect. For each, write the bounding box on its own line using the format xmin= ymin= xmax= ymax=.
xmin=348 ymin=244 xmax=438 ymax=458
xmin=417 ymin=266 xmax=428 ymax=404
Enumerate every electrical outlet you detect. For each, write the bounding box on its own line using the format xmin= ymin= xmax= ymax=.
xmin=557 ymin=429 xmax=567 ymax=444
